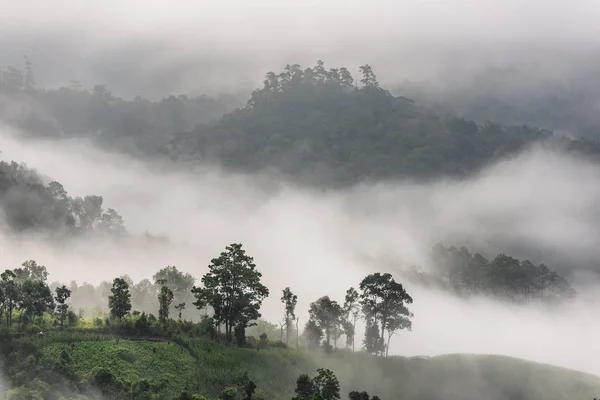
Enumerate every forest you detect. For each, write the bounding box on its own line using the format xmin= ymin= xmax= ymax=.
xmin=3 ymin=61 xmax=600 ymax=188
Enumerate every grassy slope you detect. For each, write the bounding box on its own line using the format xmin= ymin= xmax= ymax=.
xmin=33 ymin=333 xmax=600 ymax=400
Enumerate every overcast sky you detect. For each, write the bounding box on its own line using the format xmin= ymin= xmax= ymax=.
xmin=2 ymin=0 xmax=600 ymax=97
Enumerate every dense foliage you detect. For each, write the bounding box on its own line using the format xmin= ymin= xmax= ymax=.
xmin=0 ymin=160 xmax=127 ymax=236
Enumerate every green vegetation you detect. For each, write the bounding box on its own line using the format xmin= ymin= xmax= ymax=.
xmin=3 ymin=332 xmax=600 ymax=399
xmin=0 ymin=242 xmax=594 ymax=399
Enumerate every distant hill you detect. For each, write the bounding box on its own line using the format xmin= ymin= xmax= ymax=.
xmin=169 ymin=62 xmax=600 ymax=187
xmin=4 ymin=61 xmax=600 ymax=187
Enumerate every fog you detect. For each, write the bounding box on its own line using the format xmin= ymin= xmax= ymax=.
xmin=1 ymin=0 xmax=600 ymax=97
xmin=1 ymin=125 xmax=599 ymax=377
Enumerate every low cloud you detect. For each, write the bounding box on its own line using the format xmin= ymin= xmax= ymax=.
xmin=1 ymin=125 xmax=600 ymax=375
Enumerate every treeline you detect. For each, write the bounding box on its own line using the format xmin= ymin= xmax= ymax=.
xmin=0 ymin=59 xmax=240 ymax=157
xmin=0 ymin=244 xmax=414 ymax=359
xmin=0 ymin=160 xmax=127 ymax=235
xmin=405 ymin=244 xmax=576 ymax=304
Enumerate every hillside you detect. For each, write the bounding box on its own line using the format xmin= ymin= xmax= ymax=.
xmin=168 ymin=62 xmax=600 ymax=187
xmin=4 ymin=62 xmax=600 ymax=188
xmin=5 ymin=330 xmax=600 ymax=400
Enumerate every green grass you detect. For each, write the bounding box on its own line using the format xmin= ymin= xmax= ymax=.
xmin=27 ymin=332 xmax=600 ymax=400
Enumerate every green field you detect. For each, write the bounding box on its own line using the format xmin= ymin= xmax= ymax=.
xmin=11 ymin=331 xmax=600 ymax=400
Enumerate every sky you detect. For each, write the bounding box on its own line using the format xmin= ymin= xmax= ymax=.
xmin=1 ymin=0 xmax=600 ymax=97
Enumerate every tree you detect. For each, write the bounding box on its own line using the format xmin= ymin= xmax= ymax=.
xmin=384 ymin=314 xmax=412 ymax=357
xmin=175 ymin=302 xmax=186 ymax=321
xmin=14 ymin=260 xmax=48 ymax=284
xmin=363 ymin=317 xmax=382 ymax=355
xmin=308 ymin=296 xmax=342 ymax=350
xmin=313 ymin=368 xmax=340 ymax=400
xmin=157 ymin=279 xmax=174 ymax=325
xmin=293 ymin=369 xmax=340 ymax=400
xmin=54 ymin=285 xmax=72 ymax=329
xmin=293 ymin=374 xmax=315 ymax=400
xmin=19 ymin=280 xmax=54 ymax=324
xmin=343 ymin=287 xmax=361 ymax=351
xmin=108 ymin=278 xmax=132 ymax=320
xmin=0 ymin=270 xmax=18 ymax=328
xmin=359 ymin=273 xmax=413 ymax=356
xmin=281 ymin=287 xmax=298 ymax=345
xmin=304 ymin=319 xmax=323 ymax=351
xmin=153 ymin=266 xmax=195 ymax=297
xmin=191 ymin=243 xmax=269 ymax=343
xmin=359 ymin=64 xmax=379 ymax=89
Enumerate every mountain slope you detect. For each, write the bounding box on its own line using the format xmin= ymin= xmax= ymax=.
xmin=9 ymin=332 xmax=600 ymax=400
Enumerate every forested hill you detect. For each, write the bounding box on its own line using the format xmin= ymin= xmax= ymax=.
xmin=168 ymin=62 xmax=600 ymax=187
xmin=4 ymin=61 xmax=600 ymax=187
xmin=0 ymin=160 xmax=127 ymax=236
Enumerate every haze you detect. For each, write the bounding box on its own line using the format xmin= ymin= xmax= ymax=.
xmin=2 ymin=0 xmax=600 ymax=393
xmin=1 ymin=127 xmax=599 ymax=377
xmin=1 ymin=0 xmax=600 ymax=97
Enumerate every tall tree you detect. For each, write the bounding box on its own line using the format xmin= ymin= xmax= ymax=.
xmin=191 ymin=243 xmax=269 ymax=343
xmin=19 ymin=280 xmax=55 ymax=324
xmin=281 ymin=287 xmax=298 ymax=345
xmin=0 ymin=270 xmax=18 ymax=328
xmin=359 ymin=273 xmax=413 ymax=356
xmin=304 ymin=319 xmax=323 ymax=351
xmin=54 ymin=285 xmax=72 ymax=329
xmin=157 ymin=278 xmax=174 ymax=325
xmin=384 ymin=314 xmax=412 ymax=357
xmin=363 ymin=317 xmax=382 ymax=355
xmin=308 ymin=296 xmax=342 ymax=351
xmin=343 ymin=287 xmax=361 ymax=351
xmin=108 ymin=277 xmax=132 ymax=320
